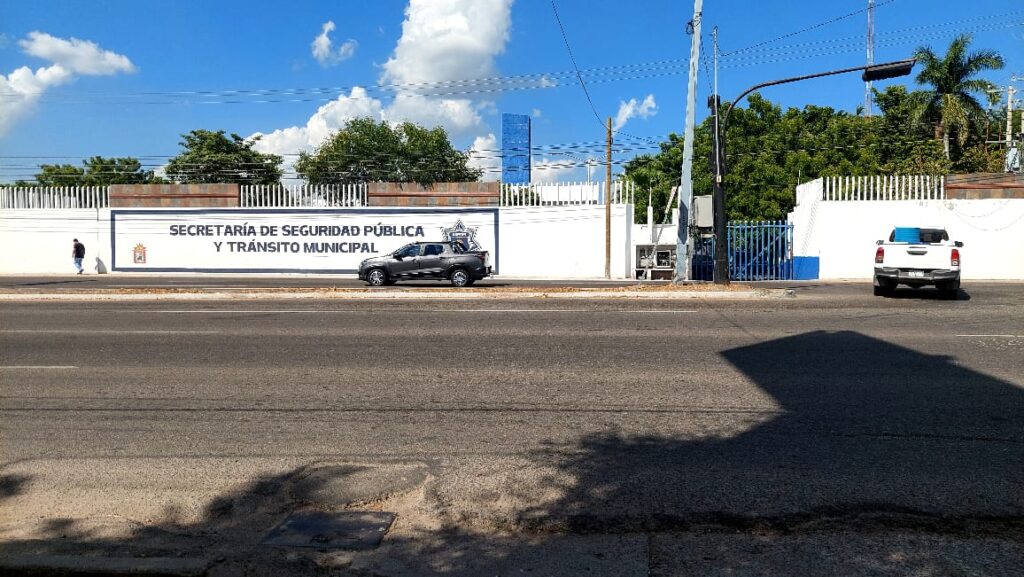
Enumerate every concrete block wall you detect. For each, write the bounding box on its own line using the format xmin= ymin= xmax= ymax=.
xmin=109 ymin=184 xmax=240 ymax=208
xmin=367 ymin=182 xmax=499 ymax=207
xmin=946 ymin=173 xmax=1024 ymax=200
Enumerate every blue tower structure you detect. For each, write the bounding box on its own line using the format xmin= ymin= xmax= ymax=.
xmin=501 ymin=113 xmax=531 ymax=184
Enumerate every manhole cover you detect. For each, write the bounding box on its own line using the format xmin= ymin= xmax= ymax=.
xmin=262 ymin=511 xmax=396 ymax=550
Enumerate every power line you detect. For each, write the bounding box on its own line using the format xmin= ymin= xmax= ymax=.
xmin=722 ymin=10 xmax=1022 ymax=59
xmin=719 ymin=20 xmax=1022 ymax=68
xmin=550 ymin=0 xmax=605 ymax=128
xmin=720 ymin=0 xmax=901 ymax=57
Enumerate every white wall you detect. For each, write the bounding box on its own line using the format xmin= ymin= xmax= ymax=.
xmin=0 ymin=206 xmax=636 ymax=279
xmin=498 ymin=205 xmax=633 ymax=278
xmin=0 ymin=209 xmax=111 ymax=274
xmin=790 ymin=181 xmax=1024 ymax=280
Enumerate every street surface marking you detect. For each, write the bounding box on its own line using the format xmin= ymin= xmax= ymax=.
xmin=110 ymin=286 xmax=251 ymax=291
xmin=144 ymin=309 xmax=698 ymax=313
xmin=0 ymin=365 xmax=77 ymax=369
xmin=955 ymin=334 xmax=1023 ymax=338
xmin=3 ymin=329 xmax=221 ymax=334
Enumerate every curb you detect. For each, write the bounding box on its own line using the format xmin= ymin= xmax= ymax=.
xmin=0 ymin=289 xmax=795 ymax=301
xmin=0 ymin=554 xmax=209 ymax=576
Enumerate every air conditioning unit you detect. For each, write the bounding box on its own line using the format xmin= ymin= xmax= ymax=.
xmin=693 ymin=195 xmax=713 ymax=228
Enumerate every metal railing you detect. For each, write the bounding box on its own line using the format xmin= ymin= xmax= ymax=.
xmin=822 ymin=175 xmax=945 ymax=201
xmin=500 ymin=180 xmax=635 ymax=207
xmin=0 ymin=186 xmax=109 ymax=209
xmin=240 ymin=184 xmax=367 ymax=207
xmin=2 ymin=181 xmax=636 ymax=210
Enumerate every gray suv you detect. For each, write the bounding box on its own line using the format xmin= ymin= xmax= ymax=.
xmin=358 ymin=241 xmax=492 ymax=287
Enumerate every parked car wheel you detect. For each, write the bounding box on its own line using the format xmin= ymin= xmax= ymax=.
xmin=366 ymin=268 xmax=387 ymax=287
xmin=450 ymin=268 xmax=470 ymax=288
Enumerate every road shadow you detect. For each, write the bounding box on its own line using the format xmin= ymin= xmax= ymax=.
xmin=879 ymin=287 xmax=972 ymax=301
xmin=0 ymin=474 xmax=30 ymax=501
xmin=521 ymin=331 xmax=1021 ymax=530
xmin=1 ymin=331 xmax=1021 ymax=575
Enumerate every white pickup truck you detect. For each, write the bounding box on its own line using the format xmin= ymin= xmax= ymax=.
xmin=873 ymin=227 xmax=962 ymax=297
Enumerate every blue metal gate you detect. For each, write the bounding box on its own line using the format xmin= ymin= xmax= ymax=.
xmin=691 ymin=221 xmax=794 ymax=281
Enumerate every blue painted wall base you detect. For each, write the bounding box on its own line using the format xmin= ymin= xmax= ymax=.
xmin=793 ymin=256 xmax=820 ymax=280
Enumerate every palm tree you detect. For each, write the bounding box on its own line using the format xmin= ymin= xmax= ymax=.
xmin=913 ymin=34 xmax=1004 ymax=158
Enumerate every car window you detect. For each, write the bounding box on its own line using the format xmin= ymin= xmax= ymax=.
xmin=423 ymin=244 xmax=445 ymax=256
xmin=395 ymin=244 xmax=421 ymax=258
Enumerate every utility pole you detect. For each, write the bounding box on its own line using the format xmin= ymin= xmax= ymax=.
xmin=605 ymin=116 xmax=612 ymax=279
xmin=710 ymin=26 xmax=728 ymax=285
xmin=710 ymin=93 xmax=728 ymax=285
xmin=674 ymin=0 xmax=702 ymax=282
xmin=1018 ymin=76 xmax=1023 ymax=137
xmin=864 ymin=0 xmax=875 ymax=116
xmin=1007 ymin=85 xmax=1017 ymax=146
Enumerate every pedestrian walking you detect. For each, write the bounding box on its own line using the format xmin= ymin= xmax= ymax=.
xmin=72 ymin=238 xmax=86 ymax=274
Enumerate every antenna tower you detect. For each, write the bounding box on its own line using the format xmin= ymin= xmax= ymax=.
xmin=865 ymin=0 xmax=875 ymax=116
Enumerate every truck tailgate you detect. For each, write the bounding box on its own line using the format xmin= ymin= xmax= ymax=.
xmin=882 ymin=243 xmax=951 ymax=270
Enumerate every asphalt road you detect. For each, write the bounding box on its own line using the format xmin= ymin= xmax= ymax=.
xmin=1 ymin=283 xmax=1022 ymax=574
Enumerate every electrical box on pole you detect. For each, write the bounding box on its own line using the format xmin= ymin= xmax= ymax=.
xmin=693 ymin=195 xmax=714 ymax=228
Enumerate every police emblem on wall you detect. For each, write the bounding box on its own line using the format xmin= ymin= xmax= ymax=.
xmin=133 ymin=243 xmax=147 ymax=264
xmin=442 ymin=220 xmax=481 ymax=251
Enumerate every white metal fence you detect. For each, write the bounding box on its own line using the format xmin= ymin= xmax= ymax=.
xmin=240 ymin=184 xmax=367 ymax=207
xmin=0 ymin=186 xmax=109 ymax=209
xmin=822 ymin=175 xmax=945 ymax=201
xmin=500 ymin=180 xmax=635 ymax=206
xmin=1 ymin=181 xmax=638 ymax=209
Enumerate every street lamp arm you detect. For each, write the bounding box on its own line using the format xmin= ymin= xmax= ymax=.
xmin=722 ymin=59 xmax=916 ymax=125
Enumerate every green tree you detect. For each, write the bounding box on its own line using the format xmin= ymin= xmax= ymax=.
xmin=34 ymin=164 xmax=86 ymax=186
xmin=872 ymin=86 xmax=951 ymax=174
xmin=295 ymin=118 xmax=482 ymax=185
xmin=80 ymin=156 xmax=162 ymax=184
xmin=30 ymin=156 xmax=163 ymax=186
xmin=912 ymin=34 xmax=1004 ymax=159
xmin=165 ymin=130 xmax=282 ymax=184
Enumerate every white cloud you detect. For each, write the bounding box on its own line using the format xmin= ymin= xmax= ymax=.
xmin=252 ymin=0 xmax=515 ymax=181
xmin=376 ymin=0 xmax=512 ymax=135
xmin=384 ymin=93 xmax=481 ymax=135
xmin=311 ymin=21 xmax=357 ymax=67
xmin=1 ymin=31 xmax=135 ymax=136
xmin=382 ymin=0 xmax=511 ymax=89
xmin=1 ymin=32 xmax=134 ymax=135
xmin=19 ymin=31 xmax=136 ymax=75
xmin=531 ymin=108 xmax=542 ymax=118
xmin=613 ymin=94 xmax=657 ymax=130
xmin=0 ymin=64 xmax=71 ymax=135
xmin=250 ymin=86 xmax=385 ymax=157
xmin=531 ymin=156 xmax=580 ymax=183
xmin=466 ymin=133 xmax=500 ymax=181
xmin=249 ymin=87 xmax=385 ymax=184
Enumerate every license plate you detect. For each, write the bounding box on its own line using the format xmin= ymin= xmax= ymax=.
xmin=906 ymin=271 xmax=924 ymax=278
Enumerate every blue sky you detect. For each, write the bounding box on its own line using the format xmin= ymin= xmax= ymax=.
xmin=1 ymin=0 xmax=1021 ymax=183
